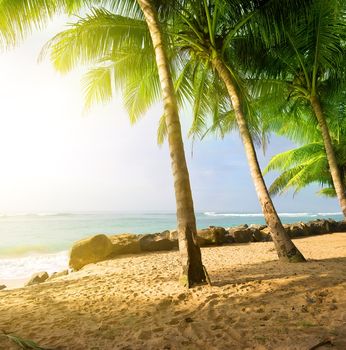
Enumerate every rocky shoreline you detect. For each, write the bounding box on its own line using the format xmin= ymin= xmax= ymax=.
xmin=5 ymin=218 xmax=344 ymax=289
xmin=68 ymin=218 xmax=346 ymax=271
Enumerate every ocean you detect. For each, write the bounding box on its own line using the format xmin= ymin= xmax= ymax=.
xmin=0 ymin=211 xmax=343 ymax=282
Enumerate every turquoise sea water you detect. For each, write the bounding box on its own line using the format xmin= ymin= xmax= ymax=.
xmin=0 ymin=211 xmax=343 ymax=281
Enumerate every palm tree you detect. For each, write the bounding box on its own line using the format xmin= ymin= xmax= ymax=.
xmin=247 ymin=0 xmax=346 ymax=217
xmin=136 ymin=0 xmax=206 ymax=286
xmin=170 ymin=0 xmax=306 ymax=262
xmin=263 ymin=97 xmax=346 ymax=198
xmin=0 ymin=0 xmax=207 ymax=287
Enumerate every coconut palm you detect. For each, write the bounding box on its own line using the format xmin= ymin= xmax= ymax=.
xmin=247 ymin=0 xmax=346 ymax=217
xmin=263 ymin=94 xmax=346 ymax=197
xmin=136 ymin=0 xmax=206 ymax=286
xmin=0 ymin=0 xmax=207 ymax=287
xmin=169 ymin=0 xmax=306 ymax=262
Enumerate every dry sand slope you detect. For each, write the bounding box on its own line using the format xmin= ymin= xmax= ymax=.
xmin=0 ymin=233 xmax=346 ymax=350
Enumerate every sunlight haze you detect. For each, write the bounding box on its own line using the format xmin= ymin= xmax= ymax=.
xmin=0 ymin=17 xmax=340 ymax=214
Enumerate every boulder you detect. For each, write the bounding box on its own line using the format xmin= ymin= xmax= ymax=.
xmin=169 ymin=230 xmax=178 ymax=241
xmin=109 ymin=234 xmax=141 ymax=256
xmin=253 ymin=227 xmax=272 ymax=242
xmin=246 ymin=224 xmax=270 ymax=242
xmin=139 ymin=231 xmax=177 ymax=251
xmin=304 ymin=219 xmax=333 ymax=235
xmin=0 ymin=285 xmax=6 ymax=290
xmin=25 ymin=271 xmax=49 ymax=286
xmin=225 ymin=224 xmax=248 ymax=231
xmin=69 ymin=234 xmax=113 ymax=270
xmin=223 ymin=234 xmax=236 ymax=244
xmin=249 ymin=224 xmax=267 ymax=231
xmin=325 ymin=219 xmax=339 ymax=232
xmin=196 ymin=234 xmax=209 ymax=247
xmin=286 ymin=222 xmax=309 ymax=238
xmin=228 ymin=226 xmax=253 ymax=243
xmin=159 ymin=230 xmax=171 ymax=239
xmin=48 ymin=270 xmax=69 ymax=281
xmin=197 ymin=226 xmax=227 ymax=246
xmin=283 ymin=224 xmax=291 ymax=232
xmin=335 ymin=220 xmax=346 ymax=232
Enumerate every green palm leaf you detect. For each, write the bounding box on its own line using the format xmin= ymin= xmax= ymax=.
xmin=1 ymin=331 xmax=51 ymax=350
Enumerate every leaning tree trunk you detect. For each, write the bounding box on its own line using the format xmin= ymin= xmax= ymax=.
xmin=212 ymin=56 xmax=305 ymax=262
xmin=137 ymin=0 xmax=206 ymax=286
xmin=310 ymin=95 xmax=346 ymax=218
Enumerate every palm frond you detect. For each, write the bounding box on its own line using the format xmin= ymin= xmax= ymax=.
xmin=317 ymin=188 xmax=336 ymax=197
xmin=268 ymin=154 xmax=329 ymax=196
xmin=264 ymin=143 xmax=325 ymax=174
xmin=41 ymin=8 xmax=150 ymax=73
xmin=0 ymin=0 xmax=87 ymax=47
xmin=82 ymin=65 xmax=113 ymax=110
xmin=0 ymin=331 xmax=51 ymax=350
xmin=157 ymin=114 xmax=167 ymax=145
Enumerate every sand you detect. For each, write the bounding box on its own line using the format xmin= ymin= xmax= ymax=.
xmin=0 ymin=233 xmax=346 ymax=350
xmin=1 ymin=278 xmax=28 ymax=290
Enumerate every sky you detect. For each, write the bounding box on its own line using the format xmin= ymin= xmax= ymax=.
xmin=0 ymin=17 xmax=341 ymax=214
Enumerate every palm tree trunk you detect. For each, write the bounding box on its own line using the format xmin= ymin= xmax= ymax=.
xmin=212 ymin=56 xmax=305 ymax=262
xmin=310 ymin=95 xmax=346 ymax=218
xmin=137 ymin=0 xmax=206 ymax=286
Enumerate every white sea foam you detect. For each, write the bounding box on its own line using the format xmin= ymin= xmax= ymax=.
xmin=204 ymin=212 xmax=264 ymax=217
xmin=317 ymin=212 xmax=342 ymax=216
xmin=0 ymin=251 xmax=69 ymax=280
xmin=278 ymin=213 xmax=317 ymax=217
xmin=203 ymin=212 xmax=326 ymax=218
xmin=0 ymin=212 xmax=71 ymax=218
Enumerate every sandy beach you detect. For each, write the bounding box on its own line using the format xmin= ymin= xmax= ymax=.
xmin=0 ymin=233 xmax=345 ymax=350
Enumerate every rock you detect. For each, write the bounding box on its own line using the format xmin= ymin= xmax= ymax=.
xmin=169 ymin=230 xmax=178 ymax=241
xmin=249 ymin=224 xmax=266 ymax=231
xmin=224 ymin=234 xmax=236 ymax=244
xmin=250 ymin=224 xmax=266 ymax=234
xmin=284 ymin=220 xmax=338 ymax=238
xmin=246 ymin=224 xmax=270 ymax=242
xmin=281 ymin=220 xmax=340 ymax=238
xmin=226 ymin=224 xmax=248 ymax=231
xmin=196 ymin=234 xmax=209 ymax=247
xmin=304 ymin=219 xmax=333 ymax=235
xmin=253 ymin=228 xmax=272 ymax=242
xmin=335 ymin=220 xmax=346 ymax=232
xmin=25 ymin=271 xmax=49 ymax=286
xmin=197 ymin=226 xmax=227 ymax=246
xmin=228 ymin=226 xmax=253 ymax=243
xmin=159 ymin=230 xmax=171 ymax=239
xmin=325 ymin=219 xmax=338 ymax=232
xmin=109 ymin=234 xmax=141 ymax=255
xmin=283 ymin=224 xmax=291 ymax=232
xmin=286 ymin=222 xmax=308 ymax=238
xmin=48 ymin=270 xmax=69 ymax=281
xmin=139 ymin=231 xmax=178 ymax=251
xmin=0 ymin=285 xmax=6 ymax=290
xmin=69 ymin=234 xmax=113 ymax=270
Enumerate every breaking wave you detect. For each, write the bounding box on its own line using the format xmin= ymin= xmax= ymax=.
xmin=317 ymin=212 xmax=342 ymax=216
xmin=0 ymin=212 xmax=74 ymax=218
xmin=203 ymin=212 xmax=342 ymax=218
xmin=0 ymin=251 xmax=69 ymax=280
